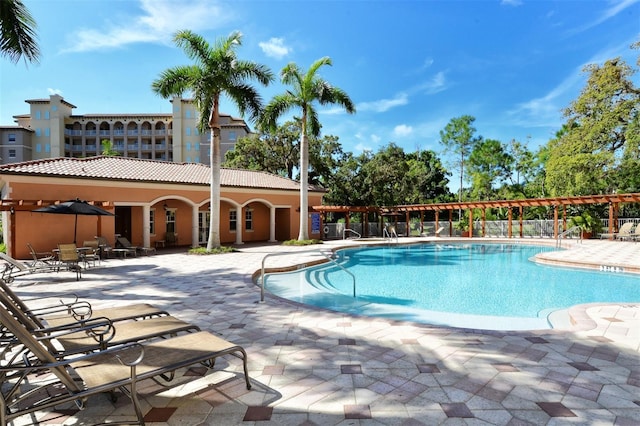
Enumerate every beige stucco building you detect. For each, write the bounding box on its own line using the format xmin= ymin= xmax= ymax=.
xmin=0 ymin=94 xmax=249 ymax=165
xmin=0 ymin=156 xmax=325 ymax=259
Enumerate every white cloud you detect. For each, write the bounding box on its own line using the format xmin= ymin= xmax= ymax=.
xmin=393 ymin=124 xmax=413 ymax=137
xmin=357 ymin=93 xmax=408 ymax=113
xmin=566 ymin=0 xmax=640 ymax=35
xmin=259 ymin=37 xmax=291 ymax=59
xmin=418 ymin=71 xmax=448 ymax=95
xmin=62 ymin=0 xmax=230 ymax=53
xmin=501 ymin=0 xmax=523 ymax=6
xmin=47 ymin=88 xmax=63 ymax=95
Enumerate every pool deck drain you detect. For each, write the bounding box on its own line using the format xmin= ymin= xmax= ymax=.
xmin=7 ymin=237 xmax=640 ymax=425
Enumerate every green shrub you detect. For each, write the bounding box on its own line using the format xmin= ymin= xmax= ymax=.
xmin=282 ymin=239 xmax=323 ymax=246
xmin=188 ymin=246 xmax=236 ymax=255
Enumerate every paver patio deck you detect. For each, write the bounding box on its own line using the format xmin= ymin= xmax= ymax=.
xmin=3 ymin=238 xmax=639 ymax=425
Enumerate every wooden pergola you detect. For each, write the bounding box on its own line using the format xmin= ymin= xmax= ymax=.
xmin=314 ymin=192 xmax=640 ymax=238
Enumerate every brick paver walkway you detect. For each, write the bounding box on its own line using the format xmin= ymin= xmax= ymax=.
xmin=4 ymin=238 xmax=639 ymax=425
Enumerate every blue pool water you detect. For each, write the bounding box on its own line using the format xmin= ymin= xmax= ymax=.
xmin=263 ymin=243 xmax=640 ymax=330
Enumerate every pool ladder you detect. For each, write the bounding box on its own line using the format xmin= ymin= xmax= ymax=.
xmin=383 ymin=226 xmax=398 ymax=243
xmin=260 ymin=249 xmax=356 ymax=302
xmin=555 ymin=225 xmax=583 ymax=248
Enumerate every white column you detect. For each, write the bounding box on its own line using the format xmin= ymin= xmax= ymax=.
xmin=192 ymin=206 xmax=199 ymax=248
xmin=142 ymin=205 xmax=151 ymax=248
xmin=235 ymin=206 xmax=243 ymax=245
xmin=269 ymin=206 xmax=277 ymax=242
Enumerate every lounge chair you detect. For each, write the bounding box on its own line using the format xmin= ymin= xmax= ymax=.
xmin=618 ymin=222 xmax=640 ymax=241
xmin=599 ymin=222 xmax=633 ymax=239
xmin=0 ymin=283 xmax=199 ymax=356
xmin=0 ymin=304 xmax=250 ymax=426
xmin=116 ymin=236 xmax=156 ymax=256
xmin=95 ymin=236 xmax=114 ymax=258
xmin=0 ymin=252 xmax=58 ymax=283
xmin=57 ymin=243 xmax=82 ymax=280
xmin=0 ymin=277 xmax=168 ymax=327
xmin=26 ymin=243 xmax=57 ymax=268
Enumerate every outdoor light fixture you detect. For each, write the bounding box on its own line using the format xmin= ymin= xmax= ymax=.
xmin=163 ymin=203 xmax=169 ymax=211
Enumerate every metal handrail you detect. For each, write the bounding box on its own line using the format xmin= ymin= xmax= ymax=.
xmin=260 ymin=249 xmax=356 ymax=302
xmin=556 ymin=225 xmax=583 ymax=248
xmin=383 ymin=227 xmax=398 ymax=243
xmin=343 ymin=228 xmax=361 ymax=240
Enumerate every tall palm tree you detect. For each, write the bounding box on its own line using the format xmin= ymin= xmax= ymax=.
xmin=260 ymin=57 xmax=355 ymax=240
xmin=152 ymin=30 xmax=273 ymax=249
xmin=1 ymin=0 xmax=40 ymax=64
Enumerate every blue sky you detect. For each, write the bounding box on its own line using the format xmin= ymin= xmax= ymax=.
xmin=1 ymin=0 xmax=639 ymax=163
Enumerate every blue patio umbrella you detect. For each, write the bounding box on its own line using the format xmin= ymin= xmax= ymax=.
xmin=33 ymin=198 xmax=114 ymax=244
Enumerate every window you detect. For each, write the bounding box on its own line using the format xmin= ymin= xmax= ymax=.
xmin=45 ymin=128 xmax=50 ymax=136
xmin=245 ymin=209 xmax=253 ymax=231
xmin=229 ymin=131 xmax=237 ymax=141
xmin=186 ymin=156 xmax=191 ymax=163
xmin=8 ymin=134 xmax=16 ymax=143
xmin=229 ymin=210 xmax=237 ymax=231
xmin=195 ymin=156 xmax=200 ymax=163
xmin=186 ymin=127 xmax=191 ymax=136
xmin=44 ymin=111 xmax=50 ymax=119
xmin=186 ymin=142 xmax=191 ymax=151
xmin=35 ymin=111 xmax=41 ymax=119
xmin=149 ymin=209 xmax=155 ymax=234
xmin=194 ymin=142 xmax=200 ymax=150
xmin=45 ymin=143 xmax=50 ymax=152
xmin=35 ymin=128 xmax=41 ymax=137
xmin=185 ymin=109 xmax=191 ymax=119
xmin=8 ymin=149 xmax=16 ymax=158
xmin=35 ymin=144 xmax=42 ymax=153
xmin=194 ymin=128 xmax=199 ymax=136
xmin=165 ymin=209 xmax=176 ymax=232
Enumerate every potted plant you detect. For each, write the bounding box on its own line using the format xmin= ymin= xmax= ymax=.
xmin=568 ymin=211 xmax=602 ymax=239
xmin=454 ymin=219 xmax=470 ymax=237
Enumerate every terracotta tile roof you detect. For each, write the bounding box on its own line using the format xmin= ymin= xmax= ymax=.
xmin=0 ymin=156 xmax=324 ymax=192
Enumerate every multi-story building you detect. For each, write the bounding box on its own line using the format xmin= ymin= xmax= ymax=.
xmin=0 ymin=94 xmax=250 ymax=165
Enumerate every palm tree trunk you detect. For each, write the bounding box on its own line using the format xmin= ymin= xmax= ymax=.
xmin=207 ymin=98 xmax=221 ymax=250
xmin=298 ymin=129 xmax=309 ymax=241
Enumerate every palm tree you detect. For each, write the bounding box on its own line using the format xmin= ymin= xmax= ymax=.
xmin=0 ymin=0 xmax=40 ymax=64
xmin=152 ymin=30 xmax=273 ymax=249
xmin=260 ymin=57 xmax=355 ymax=240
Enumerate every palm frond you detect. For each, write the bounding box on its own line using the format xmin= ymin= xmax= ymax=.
xmin=173 ymin=30 xmax=211 ymax=65
xmin=0 ymin=0 xmax=40 ymax=64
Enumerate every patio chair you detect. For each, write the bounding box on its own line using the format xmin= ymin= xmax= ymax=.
xmin=26 ymin=243 xmax=57 ymax=268
xmin=0 ymin=252 xmax=58 ymax=283
xmin=599 ymin=222 xmax=634 ymax=239
xmin=618 ymin=222 xmax=640 ymax=241
xmin=95 ymin=236 xmax=114 ymax=258
xmin=0 ymin=304 xmax=250 ymax=426
xmin=121 ymin=236 xmax=157 ymax=256
xmin=0 ymin=285 xmax=200 ymax=356
xmin=116 ymin=236 xmax=156 ymax=256
xmin=0 ymin=278 xmax=169 ymax=328
xmin=57 ymin=243 xmax=82 ymax=280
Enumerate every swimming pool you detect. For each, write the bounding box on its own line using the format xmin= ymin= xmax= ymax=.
xmin=263 ymin=243 xmax=640 ymax=330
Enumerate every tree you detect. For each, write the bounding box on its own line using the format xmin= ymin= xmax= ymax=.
xmin=439 ymin=115 xmax=480 ymax=205
xmin=1 ymin=0 xmax=40 ymax=64
xmin=224 ymin=121 xmax=300 ymax=178
xmin=260 ymin=57 xmax=355 ymax=240
xmin=468 ymin=138 xmax=513 ymax=200
xmin=152 ymin=30 xmax=273 ymax=249
xmin=545 ymin=48 xmax=639 ymax=196
xmin=100 ymin=139 xmax=119 ymax=156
